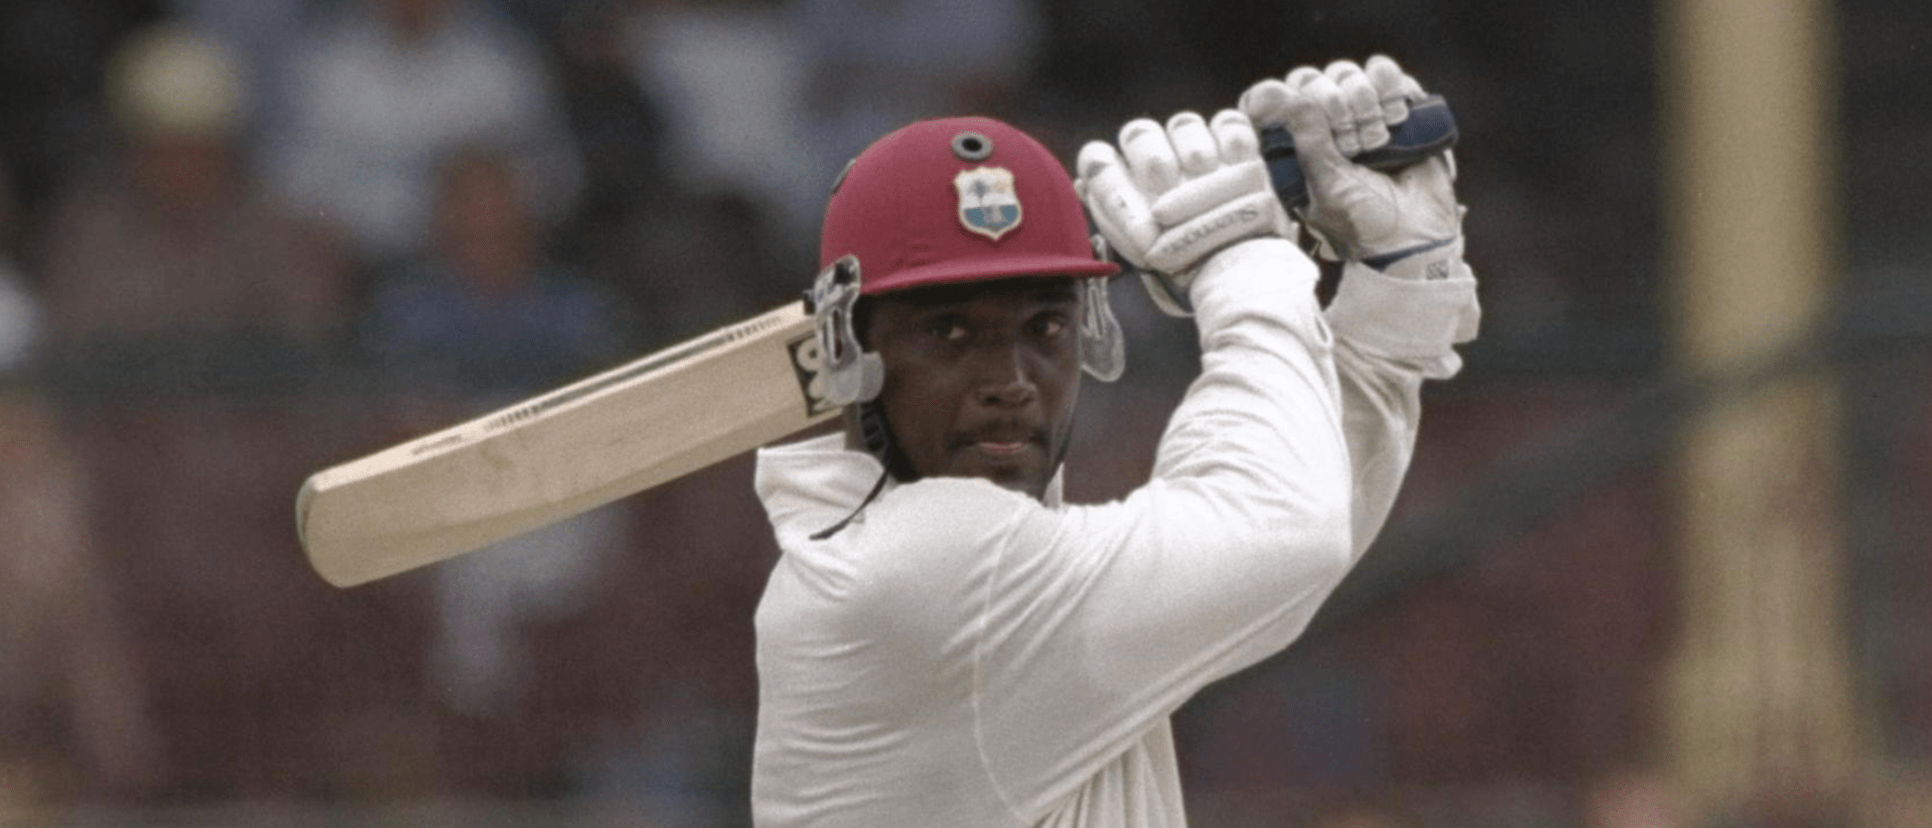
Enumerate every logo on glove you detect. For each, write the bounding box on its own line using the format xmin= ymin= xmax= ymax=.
xmin=1153 ymin=203 xmax=1262 ymax=265
xmin=954 ymin=167 xmax=1022 ymax=241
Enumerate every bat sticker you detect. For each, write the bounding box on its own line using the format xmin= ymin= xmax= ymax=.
xmin=787 ymin=332 xmax=836 ymax=417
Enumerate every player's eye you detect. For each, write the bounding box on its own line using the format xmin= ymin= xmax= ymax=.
xmin=1030 ymin=313 xmax=1067 ymax=340
xmin=926 ymin=316 xmax=968 ymax=342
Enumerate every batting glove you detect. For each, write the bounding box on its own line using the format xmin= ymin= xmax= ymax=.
xmin=1076 ymin=109 xmax=1295 ymax=316
xmin=1241 ymin=55 xmax=1461 ymax=270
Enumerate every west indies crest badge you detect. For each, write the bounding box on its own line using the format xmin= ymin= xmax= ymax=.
xmin=954 ymin=166 xmax=1021 ymax=241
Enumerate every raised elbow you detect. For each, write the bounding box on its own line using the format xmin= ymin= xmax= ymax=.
xmin=1301 ymin=495 xmax=1355 ymax=586
xmin=1273 ymin=447 xmax=1355 ymax=587
xmin=1270 ymin=487 xmax=1352 ymax=585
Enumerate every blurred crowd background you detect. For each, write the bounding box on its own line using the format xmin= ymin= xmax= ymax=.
xmin=0 ymin=0 xmax=1927 ymax=826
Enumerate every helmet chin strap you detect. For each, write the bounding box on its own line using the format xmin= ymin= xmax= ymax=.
xmin=809 ymin=401 xmax=898 ymax=541
xmin=809 ymin=465 xmax=891 ymax=541
xmin=849 ymin=397 xmax=923 ymax=489
xmin=804 ymin=255 xmax=902 ymax=540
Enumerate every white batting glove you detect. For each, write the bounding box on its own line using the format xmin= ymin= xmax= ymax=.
xmin=1241 ymin=55 xmax=1461 ymax=268
xmin=1076 ymin=109 xmax=1294 ymax=315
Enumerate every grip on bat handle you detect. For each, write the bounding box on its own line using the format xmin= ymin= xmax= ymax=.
xmin=1260 ymin=94 xmax=1458 ymax=211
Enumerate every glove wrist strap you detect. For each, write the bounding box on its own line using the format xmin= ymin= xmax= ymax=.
xmin=1359 ymin=236 xmax=1458 ymax=271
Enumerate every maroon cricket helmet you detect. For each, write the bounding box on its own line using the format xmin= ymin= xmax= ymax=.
xmin=818 ymin=116 xmax=1118 ymax=295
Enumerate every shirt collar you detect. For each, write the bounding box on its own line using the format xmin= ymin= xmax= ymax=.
xmin=755 ymin=433 xmax=1066 ymax=536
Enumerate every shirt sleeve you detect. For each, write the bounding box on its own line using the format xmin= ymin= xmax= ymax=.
xmin=1324 ymin=240 xmax=1481 ymax=379
xmin=1324 ymin=246 xmax=1482 ymax=563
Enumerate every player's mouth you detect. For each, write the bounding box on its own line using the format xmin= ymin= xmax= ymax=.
xmin=943 ymin=420 xmax=1057 ymax=498
xmin=974 ymin=441 xmax=1028 ymax=455
xmin=950 ymin=424 xmax=1047 ymax=460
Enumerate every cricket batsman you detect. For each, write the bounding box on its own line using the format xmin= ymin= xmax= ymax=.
xmin=750 ymin=55 xmax=1479 ymax=827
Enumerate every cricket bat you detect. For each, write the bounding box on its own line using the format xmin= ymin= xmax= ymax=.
xmin=297 ymin=96 xmax=1459 ymax=588
xmin=297 ymin=301 xmax=836 ymax=587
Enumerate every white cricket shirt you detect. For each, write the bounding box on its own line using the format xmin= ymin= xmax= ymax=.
xmin=752 ymin=237 xmax=1479 ymax=827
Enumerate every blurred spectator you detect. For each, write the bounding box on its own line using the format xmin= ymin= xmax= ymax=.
xmin=0 ymin=150 xmax=158 ymax=811
xmin=363 ymin=144 xmax=629 ymax=393
xmin=33 ymin=22 xmax=361 ymax=797
xmin=426 ymin=510 xmax=627 ymax=727
xmin=362 ymin=144 xmax=630 ymax=722
xmin=787 ymin=0 xmax=1043 ymax=169
xmin=0 ymin=392 xmax=161 ymax=806
xmin=785 ymin=0 xmax=1043 ymax=227
xmin=0 ymin=399 xmax=163 ymax=808
xmin=268 ymin=0 xmax=583 ymax=270
xmin=622 ymin=1 xmax=817 ymax=242
xmin=598 ymin=189 xmax=791 ymax=349
xmin=625 ymin=0 xmax=1042 ymax=242
xmin=38 ymin=22 xmax=347 ymax=344
xmin=166 ymin=0 xmax=313 ymax=153
xmin=549 ymin=0 xmax=674 ymax=284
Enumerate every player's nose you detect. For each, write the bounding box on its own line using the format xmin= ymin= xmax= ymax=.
xmin=971 ymin=339 xmax=1037 ymax=407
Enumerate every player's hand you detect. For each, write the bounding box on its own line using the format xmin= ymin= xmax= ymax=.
xmin=1076 ymin=109 xmax=1294 ymax=314
xmin=1241 ymin=55 xmax=1460 ymax=268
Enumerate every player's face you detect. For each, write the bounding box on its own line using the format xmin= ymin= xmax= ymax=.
xmin=865 ymin=277 xmax=1082 ymax=500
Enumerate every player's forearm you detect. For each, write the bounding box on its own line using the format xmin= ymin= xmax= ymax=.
xmin=1149 ymin=237 xmax=1353 ymax=549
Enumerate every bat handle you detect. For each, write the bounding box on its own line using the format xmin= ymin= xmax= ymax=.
xmin=1260 ymin=94 xmax=1459 ymax=211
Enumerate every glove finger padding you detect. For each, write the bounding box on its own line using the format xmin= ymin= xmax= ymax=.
xmin=1210 ymin=108 xmax=1262 ymax=161
xmin=1238 ymin=78 xmax=1295 ymax=130
xmin=1077 ymin=108 xmax=1292 ymax=317
xmin=1364 ymin=55 xmax=1422 ymax=123
xmin=1284 ymin=69 xmax=1356 ymax=166
xmin=1076 ymin=140 xmax=1160 ymax=268
xmin=1326 ymin=60 xmax=1389 ymax=153
xmin=1120 ymin=118 xmax=1182 ymax=196
xmin=1166 ymin=112 xmax=1221 ymax=177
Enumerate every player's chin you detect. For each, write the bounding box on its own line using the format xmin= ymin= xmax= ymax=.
xmin=949 ymin=444 xmax=1051 ymax=498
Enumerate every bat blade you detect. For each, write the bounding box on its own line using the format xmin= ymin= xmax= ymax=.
xmin=298 ymin=301 xmax=836 ymax=587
